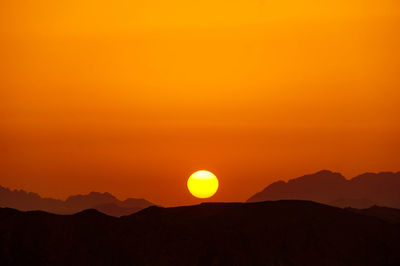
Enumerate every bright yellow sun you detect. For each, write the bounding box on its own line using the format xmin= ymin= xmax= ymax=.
xmin=187 ymin=170 xmax=219 ymax=199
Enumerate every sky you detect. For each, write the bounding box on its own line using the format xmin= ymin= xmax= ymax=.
xmin=1 ymin=0 xmax=399 ymax=206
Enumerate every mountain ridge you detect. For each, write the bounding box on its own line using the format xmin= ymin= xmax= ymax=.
xmin=247 ymin=170 xmax=400 ymax=208
xmin=0 ymin=185 xmax=154 ymax=217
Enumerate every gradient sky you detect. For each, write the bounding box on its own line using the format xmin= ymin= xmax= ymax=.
xmin=1 ymin=0 xmax=399 ymax=206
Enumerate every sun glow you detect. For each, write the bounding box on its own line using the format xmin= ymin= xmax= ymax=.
xmin=187 ymin=170 xmax=219 ymax=199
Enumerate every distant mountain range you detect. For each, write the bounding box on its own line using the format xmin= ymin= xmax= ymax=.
xmin=0 ymin=186 xmax=154 ymax=217
xmin=0 ymin=200 xmax=399 ymax=265
xmin=248 ymin=170 xmax=400 ymax=208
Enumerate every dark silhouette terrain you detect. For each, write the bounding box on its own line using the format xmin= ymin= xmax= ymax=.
xmin=248 ymin=170 xmax=400 ymax=208
xmin=346 ymin=205 xmax=400 ymax=224
xmin=0 ymin=186 xmax=153 ymax=217
xmin=0 ymin=200 xmax=399 ymax=266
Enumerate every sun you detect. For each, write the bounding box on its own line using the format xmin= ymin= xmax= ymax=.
xmin=187 ymin=170 xmax=219 ymax=199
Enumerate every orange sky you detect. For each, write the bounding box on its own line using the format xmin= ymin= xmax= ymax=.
xmin=1 ymin=0 xmax=399 ymax=206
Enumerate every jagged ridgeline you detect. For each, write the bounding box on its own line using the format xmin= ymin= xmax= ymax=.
xmin=0 ymin=187 xmax=153 ymax=217
xmin=248 ymin=170 xmax=400 ymax=209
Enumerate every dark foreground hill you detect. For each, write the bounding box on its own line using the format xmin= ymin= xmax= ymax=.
xmin=1 ymin=201 xmax=400 ymax=266
xmin=0 ymin=185 xmax=153 ymax=216
xmin=248 ymin=170 xmax=400 ymax=208
xmin=346 ymin=205 xmax=400 ymax=224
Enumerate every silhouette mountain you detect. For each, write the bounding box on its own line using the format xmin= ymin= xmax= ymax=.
xmin=248 ymin=170 xmax=400 ymax=208
xmin=0 ymin=200 xmax=399 ymax=266
xmin=0 ymin=186 xmax=153 ymax=217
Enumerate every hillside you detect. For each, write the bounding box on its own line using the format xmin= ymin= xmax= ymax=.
xmin=0 ymin=200 xmax=399 ymax=266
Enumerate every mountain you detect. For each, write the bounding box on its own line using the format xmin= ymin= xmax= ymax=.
xmin=247 ymin=170 xmax=400 ymax=208
xmin=0 ymin=186 xmax=153 ymax=216
xmin=0 ymin=200 xmax=399 ymax=266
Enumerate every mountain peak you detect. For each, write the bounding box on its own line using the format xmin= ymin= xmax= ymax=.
xmin=248 ymin=171 xmax=400 ymax=209
xmin=0 ymin=186 xmax=154 ymax=216
xmin=66 ymin=191 xmax=117 ymax=202
xmin=288 ymin=170 xmax=345 ymax=183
